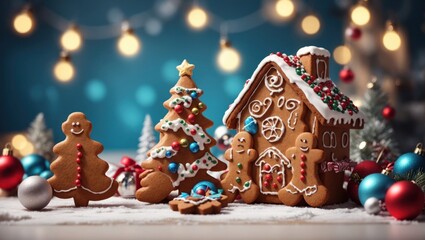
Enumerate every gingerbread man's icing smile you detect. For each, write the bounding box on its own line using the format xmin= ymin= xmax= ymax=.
xmin=70 ymin=122 xmax=84 ymax=135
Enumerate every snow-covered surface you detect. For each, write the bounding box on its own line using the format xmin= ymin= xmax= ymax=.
xmin=296 ymin=46 xmax=330 ymax=57
xmin=1 ymin=196 xmax=421 ymax=226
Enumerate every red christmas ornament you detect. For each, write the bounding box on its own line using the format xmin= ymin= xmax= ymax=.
xmin=348 ymin=160 xmax=382 ymax=204
xmin=345 ymin=26 xmax=362 ymax=40
xmin=339 ymin=67 xmax=355 ymax=83
xmin=385 ymin=181 xmax=424 ymax=220
xmin=187 ymin=114 xmax=196 ymax=124
xmin=174 ymin=104 xmax=183 ymax=114
xmin=171 ymin=141 xmax=181 ymax=151
xmin=0 ymin=144 xmax=24 ymax=190
xmin=382 ymin=105 xmax=396 ymax=120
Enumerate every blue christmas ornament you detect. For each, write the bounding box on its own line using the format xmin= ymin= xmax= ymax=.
xmin=191 ymin=181 xmax=218 ymax=196
xmin=190 ymin=91 xmax=198 ymax=99
xmin=244 ymin=116 xmax=258 ymax=135
xmin=358 ymin=173 xmax=395 ymax=206
xmin=21 ymin=154 xmax=48 ymax=177
xmin=39 ymin=170 xmax=53 ymax=179
xmin=168 ymin=162 xmax=179 ymax=174
xmin=165 ymin=150 xmax=173 ymax=158
xmin=393 ymin=143 xmax=425 ymax=177
xmin=189 ymin=142 xmax=199 ymax=153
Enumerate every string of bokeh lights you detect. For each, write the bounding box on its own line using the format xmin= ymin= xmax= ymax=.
xmin=11 ymin=0 xmax=403 ymax=83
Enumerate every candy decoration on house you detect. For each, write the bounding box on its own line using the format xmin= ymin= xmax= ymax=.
xmin=0 ymin=144 xmax=24 ymax=190
xmin=385 ymin=180 xmax=425 ymax=220
xmin=48 ymin=112 xmax=118 ymax=207
xmin=112 ymin=156 xmax=144 ymax=198
xmin=21 ymin=154 xmax=53 ymax=179
xmin=223 ymin=46 xmax=364 ymax=205
xmin=358 ymin=173 xmax=395 ymax=206
xmin=350 ymin=79 xmax=399 ymax=163
xmin=135 ymin=60 xmax=226 ymax=203
xmin=18 ymin=176 xmax=52 ymax=210
xmin=393 ymin=143 xmax=425 ymax=177
xmin=26 ymin=113 xmax=55 ymax=162
xmin=136 ymin=114 xmax=157 ymax=163
xmin=347 ymin=160 xmax=382 ymax=204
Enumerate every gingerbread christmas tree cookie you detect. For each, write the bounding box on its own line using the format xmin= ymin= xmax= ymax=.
xmin=48 ymin=112 xmax=118 ymax=207
xmin=135 ymin=60 xmax=226 ymax=203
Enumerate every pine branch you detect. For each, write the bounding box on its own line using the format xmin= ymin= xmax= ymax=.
xmin=393 ymin=170 xmax=425 ymax=192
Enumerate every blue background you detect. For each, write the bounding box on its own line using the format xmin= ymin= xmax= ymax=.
xmin=1 ymin=0 xmax=424 ymax=150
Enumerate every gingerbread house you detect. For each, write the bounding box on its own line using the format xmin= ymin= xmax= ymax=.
xmin=223 ymin=46 xmax=365 ymax=204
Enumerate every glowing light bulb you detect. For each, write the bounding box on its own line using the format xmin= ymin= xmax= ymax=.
xmin=217 ymin=39 xmax=241 ymax=73
xmin=187 ymin=7 xmax=208 ymax=30
xmin=117 ymin=30 xmax=141 ymax=57
xmin=11 ymin=134 xmax=28 ymax=151
xmin=275 ymin=0 xmax=295 ymax=18
xmin=54 ymin=53 xmax=75 ymax=82
xmin=301 ymin=14 xmax=320 ymax=35
xmin=350 ymin=4 xmax=370 ymax=26
xmin=333 ymin=45 xmax=352 ymax=65
xmin=13 ymin=9 xmax=35 ymax=35
xmin=382 ymin=24 xmax=401 ymax=51
xmin=61 ymin=26 xmax=83 ymax=52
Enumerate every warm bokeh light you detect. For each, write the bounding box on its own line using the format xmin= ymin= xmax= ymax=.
xmin=217 ymin=42 xmax=241 ymax=73
xmin=333 ymin=45 xmax=352 ymax=65
xmin=117 ymin=31 xmax=141 ymax=57
xmin=19 ymin=142 xmax=34 ymax=156
xmin=351 ymin=5 xmax=370 ymax=26
xmin=61 ymin=26 xmax=83 ymax=52
xmin=359 ymin=141 xmax=367 ymax=150
xmin=382 ymin=29 xmax=401 ymax=51
xmin=13 ymin=10 xmax=35 ymax=35
xmin=301 ymin=14 xmax=320 ymax=35
xmin=275 ymin=0 xmax=295 ymax=18
xmin=11 ymin=134 xmax=28 ymax=150
xmin=187 ymin=7 xmax=208 ymax=30
xmin=54 ymin=58 xmax=75 ymax=82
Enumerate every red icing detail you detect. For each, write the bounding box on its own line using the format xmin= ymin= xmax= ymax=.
xmin=76 ymin=143 xmax=82 ymax=149
xmin=277 ymin=176 xmax=283 ymax=183
xmin=203 ymin=159 xmax=207 ymax=163
xmin=174 ymin=104 xmax=183 ymax=114
xmin=171 ymin=141 xmax=181 ymax=151
xmin=301 ymin=169 xmax=306 ymax=175
xmin=76 ymin=158 xmax=81 ymax=164
xmin=187 ymin=114 xmax=196 ymax=124
xmin=300 ymin=175 xmax=306 ymax=181
xmin=192 ymin=165 xmax=198 ymax=171
xmin=196 ymin=189 xmax=206 ymax=196
xmin=77 ymin=152 xmax=83 ymax=158
xmin=77 ymin=174 xmax=81 ymax=179
xmin=265 ymin=174 xmax=273 ymax=182
xmin=263 ymin=181 xmax=270 ymax=188
xmin=190 ymin=129 xmax=197 ymax=135
xmin=75 ymin=179 xmax=81 ymax=186
xmin=272 ymin=183 xmax=278 ymax=189
xmin=263 ymin=164 xmax=271 ymax=171
xmin=300 ymin=154 xmax=306 ymax=161
xmin=300 ymin=161 xmax=306 ymax=168
xmin=77 ymin=167 xmax=81 ymax=172
xmin=157 ymin=166 xmax=163 ymax=171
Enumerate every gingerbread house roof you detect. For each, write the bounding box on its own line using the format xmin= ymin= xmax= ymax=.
xmin=223 ymin=46 xmax=365 ymax=129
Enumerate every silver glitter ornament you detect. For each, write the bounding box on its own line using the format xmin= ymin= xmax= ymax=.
xmin=18 ymin=176 xmax=52 ymax=210
xmin=364 ymin=197 xmax=381 ymax=215
xmin=116 ymin=171 xmax=137 ymax=198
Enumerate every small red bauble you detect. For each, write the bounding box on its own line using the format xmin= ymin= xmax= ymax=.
xmin=339 ymin=67 xmax=355 ymax=83
xmin=192 ymin=165 xmax=198 ymax=171
xmin=120 ymin=156 xmax=136 ymax=167
xmin=272 ymin=183 xmax=278 ymax=189
xmin=76 ymin=143 xmax=82 ymax=149
xmin=385 ymin=181 xmax=424 ymax=220
xmin=345 ymin=26 xmax=362 ymax=40
xmin=174 ymin=104 xmax=183 ymax=114
xmin=265 ymin=174 xmax=273 ymax=182
xmin=190 ymin=129 xmax=197 ymax=135
xmin=263 ymin=164 xmax=271 ymax=171
xmin=276 ymin=176 xmax=283 ymax=183
xmin=77 ymin=152 xmax=83 ymax=158
xmin=263 ymin=181 xmax=270 ymax=188
xmin=187 ymin=114 xmax=196 ymax=124
xmin=0 ymin=145 xmax=24 ymax=190
xmin=382 ymin=105 xmax=396 ymax=120
xmin=171 ymin=141 xmax=181 ymax=151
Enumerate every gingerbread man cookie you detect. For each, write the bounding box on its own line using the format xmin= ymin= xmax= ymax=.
xmin=221 ymin=131 xmax=260 ymax=203
xmin=278 ymin=132 xmax=328 ymax=207
xmin=48 ymin=112 xmax=118 ymax=207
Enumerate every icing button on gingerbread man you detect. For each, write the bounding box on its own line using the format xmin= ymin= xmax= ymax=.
xmin=278 ymin=132 xmax=328 ymax=207
xmin=221 ymin=131 xmax=260 ymax=203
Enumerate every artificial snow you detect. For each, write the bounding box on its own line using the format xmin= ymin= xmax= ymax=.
xmin=0 ymin=196 xmax=417 ymax=225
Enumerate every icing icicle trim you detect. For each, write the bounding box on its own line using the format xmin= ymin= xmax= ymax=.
xmin=172 ymin=152 xmax=219 ymax=187
xmin=169 ymin=96 xmax=193 ymax=108
xmin=161 ymin=118 xmax=212 ymax=150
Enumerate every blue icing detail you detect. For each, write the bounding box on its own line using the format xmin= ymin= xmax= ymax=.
xmin=165 ymin=150 xmax=173 ymax=158
xmin=178 ymin=192 xmax=190 ymax=199
xmin=191 ymin=181 xmax=217 ymax=196
xmin=168 ymin=162 xmax=179 ymax=174
xmin=189 ymin=142 xmax=200 ymax=153
xmin=244 ymin=116 xmax=258 ymax=135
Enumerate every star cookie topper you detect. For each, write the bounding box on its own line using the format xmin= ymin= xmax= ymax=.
xmin=176 ymin=59 xmax=195 ymax=77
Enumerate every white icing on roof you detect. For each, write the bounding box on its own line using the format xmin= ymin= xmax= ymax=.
xmin=296 ymin=46 xmax=330 ymax=58
xmin=222 ymin=50 xmax=364 ymax=127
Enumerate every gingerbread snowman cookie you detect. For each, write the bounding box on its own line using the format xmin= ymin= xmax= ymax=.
xmin=221 ymin=131 xmax=260 ymax=203
xmin=48 ymin=112 xmax=118 ymax=207
xmin=278 ymin=132 xmax=328 ymax=207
